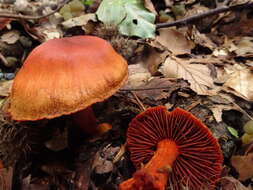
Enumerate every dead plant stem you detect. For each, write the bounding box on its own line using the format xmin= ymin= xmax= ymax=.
xmin=131 ymin=91 xmax=146 ymax=112
xmin=156 ymin=1 xmax=253 ymax=29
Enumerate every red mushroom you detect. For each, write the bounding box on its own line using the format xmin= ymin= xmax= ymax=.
xmin=8 ymin=36 xmax=128 ymax=137
xmin=119 ymin=106 xmax=223 ymax=190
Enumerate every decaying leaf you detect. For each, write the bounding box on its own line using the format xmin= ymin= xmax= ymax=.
xmin=142 ymin=47 xmax=168 ymax=75
xmin=189 ymin=26 xmax=217 ymax=50
xmin=0 ymin=80 xmax=13 ymax=97
xmin=156 ymin=28 xmax=195 ymax=55
xmin=231 ymin=152 xmax=253 ymax=181
xmin=96 ymin=0 xmax=156 ymax=38
xmin=144 ymin=0 xmax=157 ymax=15
xmin=125 ymin=63 xmax=151 ymax=88
xmin=1 ymin=30 xmax=20 ymax=44
xmin=92 ymin=145 xmax=120 ymax=174
xmin=159 ymin=56 xmax=214 ymax=95
xmin=61 ymin=14 xmax=96 ymax=29
xmin=134 ymin=77 xmax=187 ymax=101
xmin=220 ymin=176 xmax=251 ymax=190
xmin=234 ymin=37 xmax=253 ymax=57
xmin=224 ymin=64 xmax=253 ymax=101
xmin=209 ymin=104 xmax=235 ymax=123
xmin=219 ymin=10 xmax=253 ymax=38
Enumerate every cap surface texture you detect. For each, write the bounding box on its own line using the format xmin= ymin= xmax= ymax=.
xmin=9 ymin=36 xmax=128 ymax=121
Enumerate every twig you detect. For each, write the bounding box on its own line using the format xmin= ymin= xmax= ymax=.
xmin=231 ymin=101 xmax=253 ymax=121
xmin=185 ymin=99 xmax=201 ymax=111
xmin=156 ymin=1 xmax=253 ymax=29
xmin=131 ymin=91 xmax=146 ymax=112
xmin=120 ymin=86 xmax=173 ymax=91
xmin=0 ymin=52 xmax=8 ymax=67
xmin=0 ymin=0 xmax=71 ymax=20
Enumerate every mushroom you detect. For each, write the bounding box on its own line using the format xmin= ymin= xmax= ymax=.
xmin=8 ymin=36 xmax=128 ymax=137
xmin=119 ymin=106 xmax=223 ymax=190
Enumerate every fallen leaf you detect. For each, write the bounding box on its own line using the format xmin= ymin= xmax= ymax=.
xmin=92 ymin=145 xmax=120 ymax=174
xmin=159 ymin=56 xmax=214 ymax=95
xmin=144 ymin=0 xmax=157 ymax=15
xmin=219 ymin=10 xmax=253 ymax=38
xmin=1 ymin=30 xmax=20 ymax=44
xmin=227 ymin=127 xmax=239 ymax=138
xmin=61 ymin=14 xmax=96 ymax=29
xmin=142 ymin=47 xmax=168 ymax=75
xmin=156 ymin=28 xmax=195 ymax=55
xmin=209 ymin=104 xmax=235 ymax=123
xmin=234 ymin=37 xmax=253 ymax=57
xmin=224 ymin=64 xmax=253 ymax=101
xmin=96 ymin=0 xmax=156 ymax=39
xmin=231 ymin=152 xmax=253 ymax=181
xmin=134 ymin=77 xmax=187 ymax=101
xmin=125 ymin=63 xmax=151 ymax=88
xmin=0 ymin=80 xmax=13 ymax=97
xmin=220 ymin=176 xmax=251 ymax=190
xmin=189 ymin=26 xmax=217 ymax=51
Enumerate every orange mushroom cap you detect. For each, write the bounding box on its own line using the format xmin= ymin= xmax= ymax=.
xmin=9 ymin=36 xmax=128 ymax=121
xmin=122 ymin=106 xmax=223 ymax=190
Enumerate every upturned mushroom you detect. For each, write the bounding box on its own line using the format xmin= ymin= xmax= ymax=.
xmin=8 ymin=36 xmax=128 ymax=136
xmin=119 ymin=106 xmax=223 ymax=190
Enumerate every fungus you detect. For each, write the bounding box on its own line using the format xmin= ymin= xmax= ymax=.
xmin=119 ymin=106 xmax=223 ymax=190
xmin=8 ymin=36 xmax=128 ymax=136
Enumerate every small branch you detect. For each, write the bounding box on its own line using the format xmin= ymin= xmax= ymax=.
xmin=120 ymin=86 xmax=174 ymax=91
xmin=0 ymin=52 xmax=8 ymax=67
xmin=231 ymin=101 xmax=253 ymax=121
xmin=156 ymin=1 xmax=253 ymax=29
xmin=131 ymin=91 xmax=146 ymax=112
xmin=0 ymin=0 xmax=71 ymax=20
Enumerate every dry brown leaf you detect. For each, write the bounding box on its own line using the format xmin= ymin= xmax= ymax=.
xmin=234 ymin=37 xmax=253 ymax=57
xmin=159 ymin=56 xmax=214 ymax=95
xmin=0 ymin=80 xmax=13 ymax=97
xmin=125 ymin=64 xmax=151 ymax=88
xmin=144 ymin=0 xmax=157 ymax=15
xmin=209 ymin=104 xmax=235 ymax=123
xmin=1 ymin=30 xmax=20 ymax=44
xmin=156 ymin=28 xmax=195 ymax=55
xmin=134 ymin=78 xmax=187 ymax=101
xmin=219 ymin=10 xmax=253 ymax=38
xmin=189 ymin=26 xmax=217 ymax=50
xmin=61 ymin=14 xmax=96 ymax=29
xmin=224 ymin=65 xmax=253 ymax=101
xmin=231 ymin=153 xmax=253 ymax=181
xmin=220 ymin=177 xmax=251 ymax=190
xmin=144 ymin=48 xmax=168 ymax=75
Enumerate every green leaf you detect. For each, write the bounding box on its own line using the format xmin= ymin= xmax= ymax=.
xmin=96 ymin=0 xmax=126 ymax=26
xmin=96 ymin=0 xmax=156 ymax=39
xmin=82 ymin=0 xmax=94 ymax=6
xmin=227 ymin=127 xmax=239 ymax=138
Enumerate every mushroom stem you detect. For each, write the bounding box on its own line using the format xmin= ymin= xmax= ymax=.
xmin=72 ymin=106 xmax=98 ymax=135
xmin=69 ymin=106 xmax=99 ymax=147
xmin=119 ymin=139 xmax=179 ymax=190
